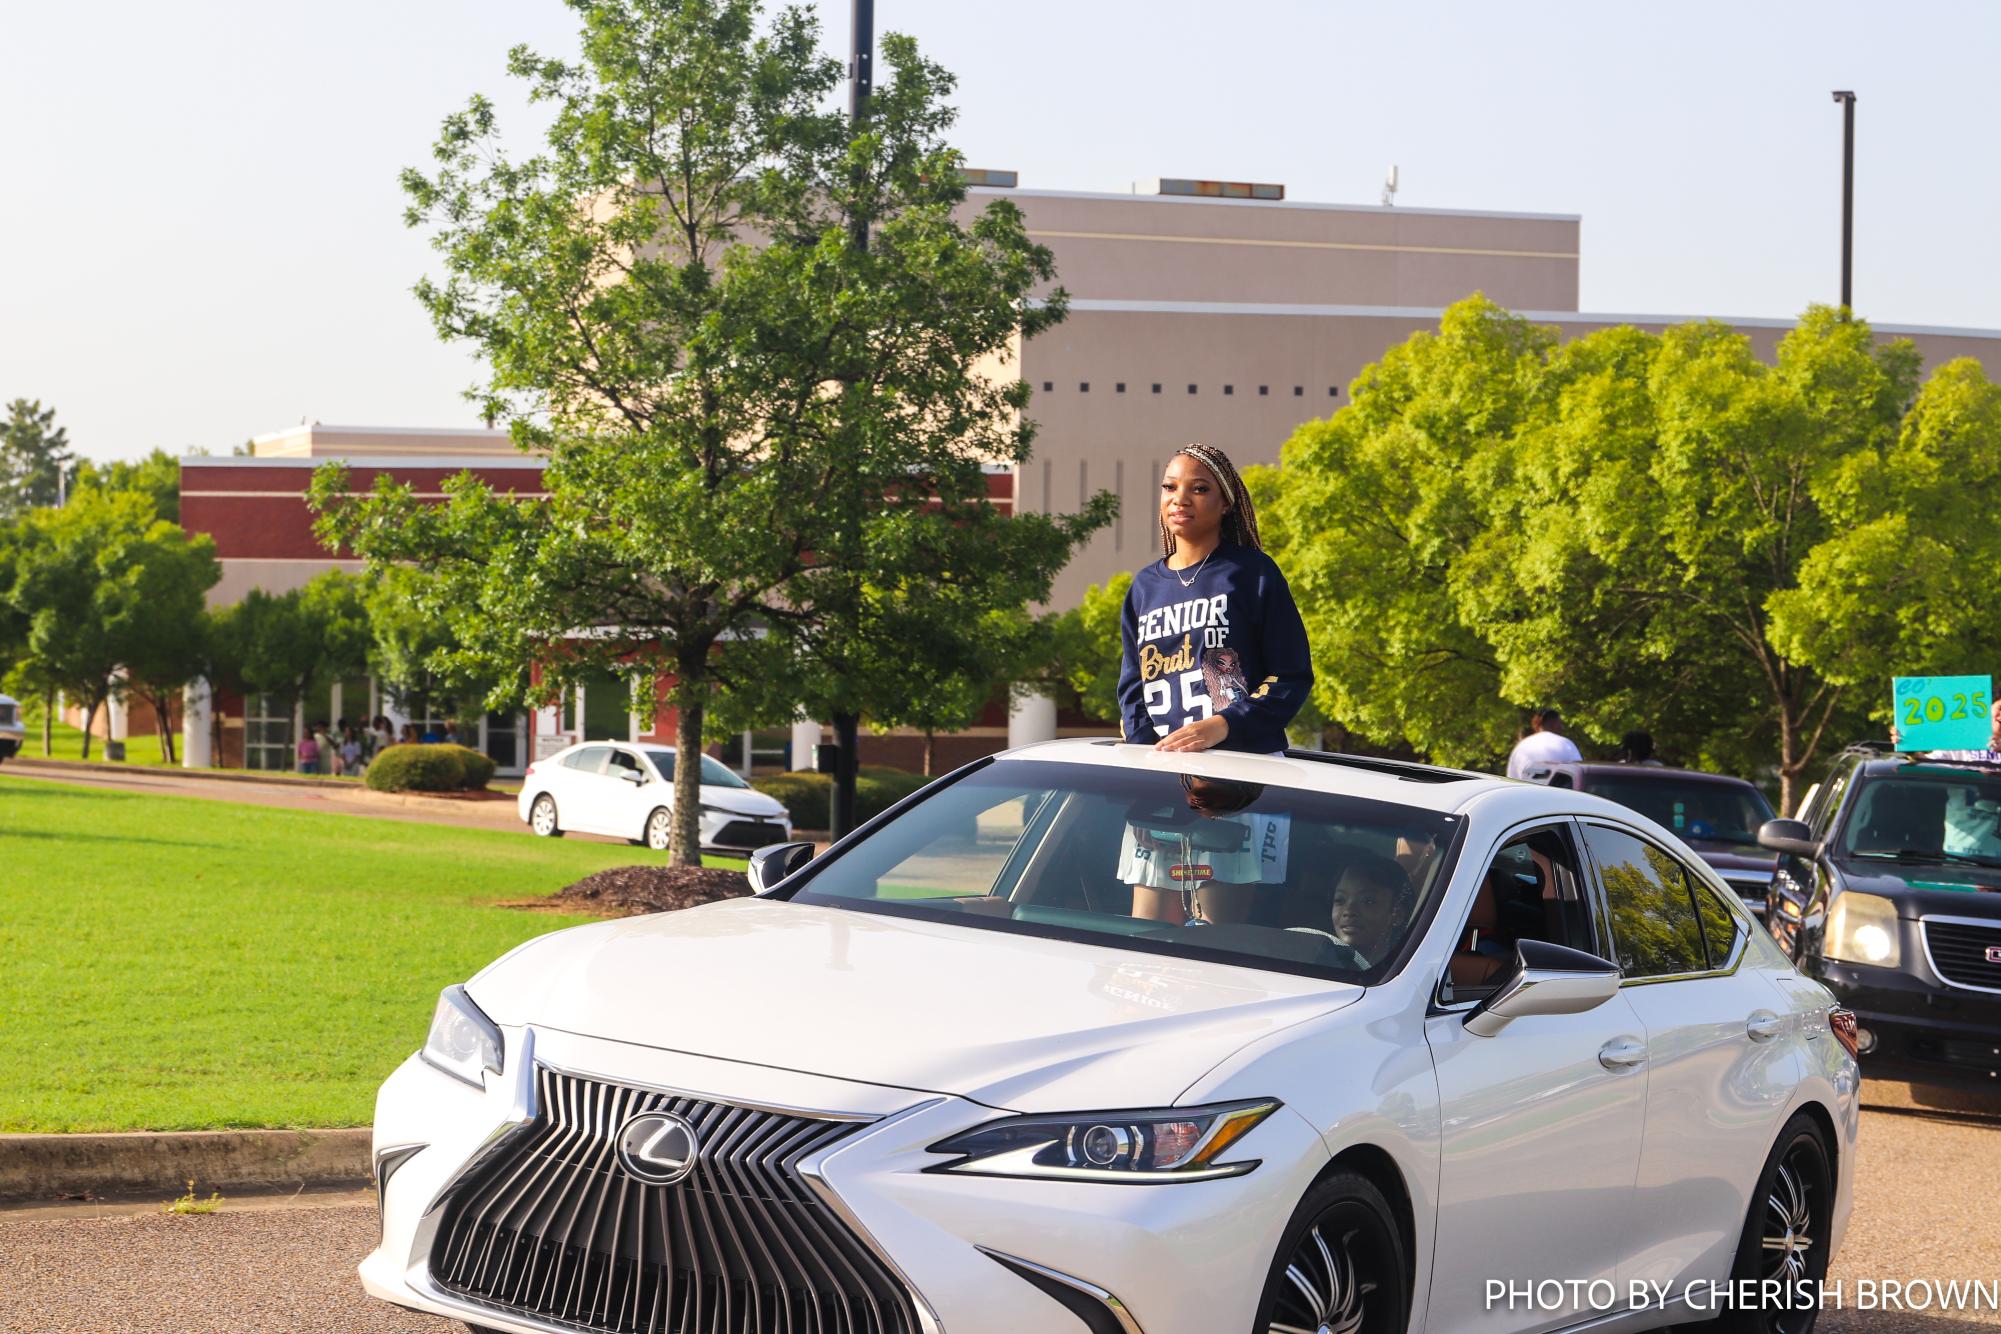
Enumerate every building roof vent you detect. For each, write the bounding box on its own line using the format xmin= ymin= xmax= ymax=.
xmin=1153 ymin=177 xmax=1284 ymax=201
xmin=964 ymin=168 xmax=1019 ymax=188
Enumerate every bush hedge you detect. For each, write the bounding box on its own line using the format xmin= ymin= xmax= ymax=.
xmin=364 ymin=743 xmax=493 ymax=793
xmin=751 ymin=766 xmax=936 ymax=830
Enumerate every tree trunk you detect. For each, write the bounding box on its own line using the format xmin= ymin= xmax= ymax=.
xmin=922 ymin=728 xmax=935 ymax=777
xmin=80 ymin=696 xmax=98 ymax=760
xmin=830 ymin=711 xmax=861 ymax=840
xmin=154 ymin=692 xmax=177 ymax=767
xmin=40 ymin=688 xmax=52 ymax=756
xmin=670 ymin=689 xmax=705 ymax=868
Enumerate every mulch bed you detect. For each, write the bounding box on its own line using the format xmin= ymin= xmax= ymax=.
xmin=518 ymin=864 xmax=754 ymax=918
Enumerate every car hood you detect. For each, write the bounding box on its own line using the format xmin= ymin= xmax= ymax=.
xmin=1833 ymin=859 xmax=2001 ymax=917
xmin=698 ymin=785 xmax=787 ymax=819
xmin=470 ymin=898 xmax=1361 ymax=1112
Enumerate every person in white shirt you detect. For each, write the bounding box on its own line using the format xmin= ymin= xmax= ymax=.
xmin=1506 ymin=706 xmax=1583 ymax=780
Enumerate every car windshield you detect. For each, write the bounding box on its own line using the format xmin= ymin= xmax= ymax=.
xmin=782 ymin=758 xmax=1464 ymax=982
xmin=1583 ymin=774 xmax=1773 ymax=847
xmin=1838 ymin=768 xmax=2001 ymax=867
xmin=640 ymin=748 xmax=749 ymax=789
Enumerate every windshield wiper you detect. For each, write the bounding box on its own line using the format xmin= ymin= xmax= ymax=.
xmin=1852 ymin=848 xmax=2001 ymax=868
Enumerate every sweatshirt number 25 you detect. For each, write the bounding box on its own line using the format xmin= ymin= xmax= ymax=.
xmin=1144 ymin=670 xmax=1213 ymax=732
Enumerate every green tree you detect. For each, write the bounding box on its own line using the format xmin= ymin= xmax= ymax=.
xmin=75 ymin=448 xmax=181 ymax=524
xmin=316 ymin=0 xmax=1097 ymax=857
xmin=215 ymin=573 xmax=371 ymax=739
xmin=1266 ymin=296 xmax=1949 ymax=810
xmin=0 ymin=400 xmax=77 ymax=519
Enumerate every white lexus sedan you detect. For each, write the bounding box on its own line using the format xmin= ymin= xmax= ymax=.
xmin=369 ymin=740 xmax=1858 ymax=1334
xmin=517 ymin=740 xmax=793 ymax=853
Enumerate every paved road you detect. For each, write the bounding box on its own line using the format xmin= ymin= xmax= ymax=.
xmin=4 ymin=1109 xmax=1995 ymax=1333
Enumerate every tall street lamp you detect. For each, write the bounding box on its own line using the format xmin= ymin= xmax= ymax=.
xmin=1832 ymin=90 xmax=1856 ymax=313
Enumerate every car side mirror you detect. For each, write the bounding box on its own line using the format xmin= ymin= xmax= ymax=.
xmin=1464 ymin=940 xmax=1623 ymax=1038
xmin=619 ymin=770 xmax=646 ymax=785
xmin=1756 ymin=818 xmax=1821 ymax=859
xmin=747 ymin=841 xmax=815 ymax=894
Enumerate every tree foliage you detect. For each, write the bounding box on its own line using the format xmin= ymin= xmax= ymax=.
xmin=0 ymin=400 xmax=77 ymax=519
xmin=316 ymin=0 xmax=1102 ymax=857
xmin=1264 ymin=296 xmax=1978 ymax=809
xmin=211 ymin=572 xmax=370 ymax=729
xmin=75 ymin=448 xmax=181 ymax=524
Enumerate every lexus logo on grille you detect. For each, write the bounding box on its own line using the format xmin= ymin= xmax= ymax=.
xmin=1986 ymin=946 xmax=2001 ymax=964
xmin=617 ymin=1111 xmax=700 ymax=1184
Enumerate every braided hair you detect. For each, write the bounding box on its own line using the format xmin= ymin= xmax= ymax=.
xmin=1161 ymin=442 xmax=1264 ymax=558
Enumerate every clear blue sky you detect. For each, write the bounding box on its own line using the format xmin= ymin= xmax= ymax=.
xmin=5 ymin=0 xmax=1996 ymax=463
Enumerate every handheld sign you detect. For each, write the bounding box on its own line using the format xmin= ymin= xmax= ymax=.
xmin=1893 ymin=675 xmax=1993 ymax=752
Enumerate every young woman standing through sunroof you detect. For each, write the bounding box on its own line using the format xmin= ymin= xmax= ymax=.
xmin=1116 ymin=443 xmax=1314 ymax=923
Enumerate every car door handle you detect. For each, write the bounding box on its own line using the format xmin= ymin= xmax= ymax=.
xmin=1746 ymin=1011 xmax=1784 ymax=1042
xmin=1598 ymin=1039 xmax=1647 ymax=1070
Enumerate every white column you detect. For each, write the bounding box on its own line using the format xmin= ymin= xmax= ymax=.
xmin=182 ymin=678 xmax=213 ymax=769
xmin=790 ymin=718 xmax=823 ymax=772
xmin=107 ymin=693 xmax=129 ymax=743
xmin=1007 ymin=689 xmax=1058 ymax=750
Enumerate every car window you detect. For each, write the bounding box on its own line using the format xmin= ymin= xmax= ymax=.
xmin=1689 ymin=872 xmax=1746 ymax=969
xmin=1441 ymin=823 xmax=1597 ymax=1005
xmin=1578 ymin=774 xmax=1773 ymax=848
xmin=606 ymin=749 xmax=644 ymax=777
xmin=1583 ymin=824 xmax=1709 ymax=978
xmin=1837 ymin=769 xmax=2001 ymax=866
xmin=563 ymin=746 xmax=611 ymax=773
xmin=1807 ymin=761 xmax=1857 ymax=838
xmin=785 ymin=758 xmax=1464 ymax=984
xmin=640 ymin=748 xmax=751 ymax=789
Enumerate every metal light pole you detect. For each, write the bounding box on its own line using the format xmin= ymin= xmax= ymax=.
xmin=828 ymin=0 xmax=874 ymax=840
xmin=1832 ymin=90 xmax=1856 ymax=313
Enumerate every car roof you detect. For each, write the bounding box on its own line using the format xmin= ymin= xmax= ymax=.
xmin=1548 ymin=762 xmax=1761 ymax=788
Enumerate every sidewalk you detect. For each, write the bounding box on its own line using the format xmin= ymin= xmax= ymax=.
xmin=1 ymin=757 xmax=530 ymax=835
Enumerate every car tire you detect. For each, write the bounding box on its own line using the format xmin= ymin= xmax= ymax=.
xmin=1250 ymin=1169 xmax=1408 ymax=1334
xmin=528 ymin=793 xmax=563 ymax=838
xmin=1684 ymin=1113 xmax=1833 ymax=1334
xmin=644 ymin=807 xmax=672 ymax=852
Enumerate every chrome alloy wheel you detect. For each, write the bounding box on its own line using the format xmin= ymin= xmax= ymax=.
xmin=1269 ymin=1223 xmax=1375 ymax=1334
xmin=529 ymin=794 xmax=559 ymax=837
xmin=1762 ymin=1157 xmax=1814 ymax=1284
xmin=645 ymin=808 xmax=672 ymax=851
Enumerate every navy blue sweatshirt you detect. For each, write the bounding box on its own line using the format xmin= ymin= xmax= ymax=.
xmin=1117 ymin=543 xmax=1313 ymax=754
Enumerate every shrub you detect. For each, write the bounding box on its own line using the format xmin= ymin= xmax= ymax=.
xmin=365 ymin=744 xmax=467 ymax=793
xmin=751 ymin=766 xmax=937 ymax=829
xmin=439 ymin=744 xmax=495 ymax=790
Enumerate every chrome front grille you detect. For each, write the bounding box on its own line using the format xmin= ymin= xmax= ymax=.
xmin=430 ymin=1067 xmax=920 ymax=1334
xmin=1922 ymin=917 xmax=2001 ymax=992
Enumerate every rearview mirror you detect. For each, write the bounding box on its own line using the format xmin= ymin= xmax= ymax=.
xmin=1756 ymin=818 xmax=1820 ymax=859
xmin=747 ymin=841 xmax=815 ymax=894
xmin=1464 ymin=940 xmax=1622 ymax=1038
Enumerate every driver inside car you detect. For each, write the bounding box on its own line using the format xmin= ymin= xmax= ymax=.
xmin=1324 ymin=853 xmax=1413 ymax=966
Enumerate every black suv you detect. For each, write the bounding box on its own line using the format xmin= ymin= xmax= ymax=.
xmin=1759 ymin=743 xmax=2001 ymax=1089
xmin=1524 ymin=762 xmax=1778 ymax=917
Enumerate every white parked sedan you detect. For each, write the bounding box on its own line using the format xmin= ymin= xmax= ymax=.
xmin=516 ymin=740 xmax=793 ymax=853
xmin=370 ymin=740 xmax=1859 ymax=1334
xmin=0 ymin=693 xmax=24 ymax=763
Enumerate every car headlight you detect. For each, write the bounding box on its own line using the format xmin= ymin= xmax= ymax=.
xmin=927 ymin=1100 xmax=1279 ymax=1183
xmin=1825 ymin=891 xmax=1900 ymax=967
xmin=420 ymin=984 xmax=504 ymax=1089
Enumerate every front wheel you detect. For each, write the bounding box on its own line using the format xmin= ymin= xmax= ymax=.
xmin=1252 ymin=1170 xmax=1407 ymax=1334
xmin=644 ymin=807 xmax=673 ymax=852
xmin=1689 ymin=1113 xmax=1833 ymax=1334
xmin=528 ymin=793 xmax=562 ymax=838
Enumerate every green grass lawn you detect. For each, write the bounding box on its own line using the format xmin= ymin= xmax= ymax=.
xmin=0 ymin=774 xmax=742 ymax=1132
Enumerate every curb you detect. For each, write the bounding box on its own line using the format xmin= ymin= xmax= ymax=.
xmin=7 ymin=756 xmax=346 ymax=791
xmin=0 ymin=1129 xmax=374 ymax=1202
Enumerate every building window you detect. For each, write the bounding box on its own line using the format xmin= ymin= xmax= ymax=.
xmin=1293 ymin=386 xmax=1304 ymax=396
xmin=245 ymin=693 xmax=291 ymax=772
xmin=1080 ymin=382 xmax=1090 ymax=393
xmin=1223 ymin=385 xmax=1234 ymax=396
xmin=1152 ymin=384 xmax=1162 ymax=394
xmin=1042 ymin=381 xmax=1053 ymax=392
xmin=1187 ymin=384 xmax=1198 ymax=395
xmin=1329 ymin=387 xmax=1339 ymax=397
xmin=1258 ymin=385 xmax=1269 ymax=396
xmin=1115 ymin=382 xmax=1126 ymax=394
